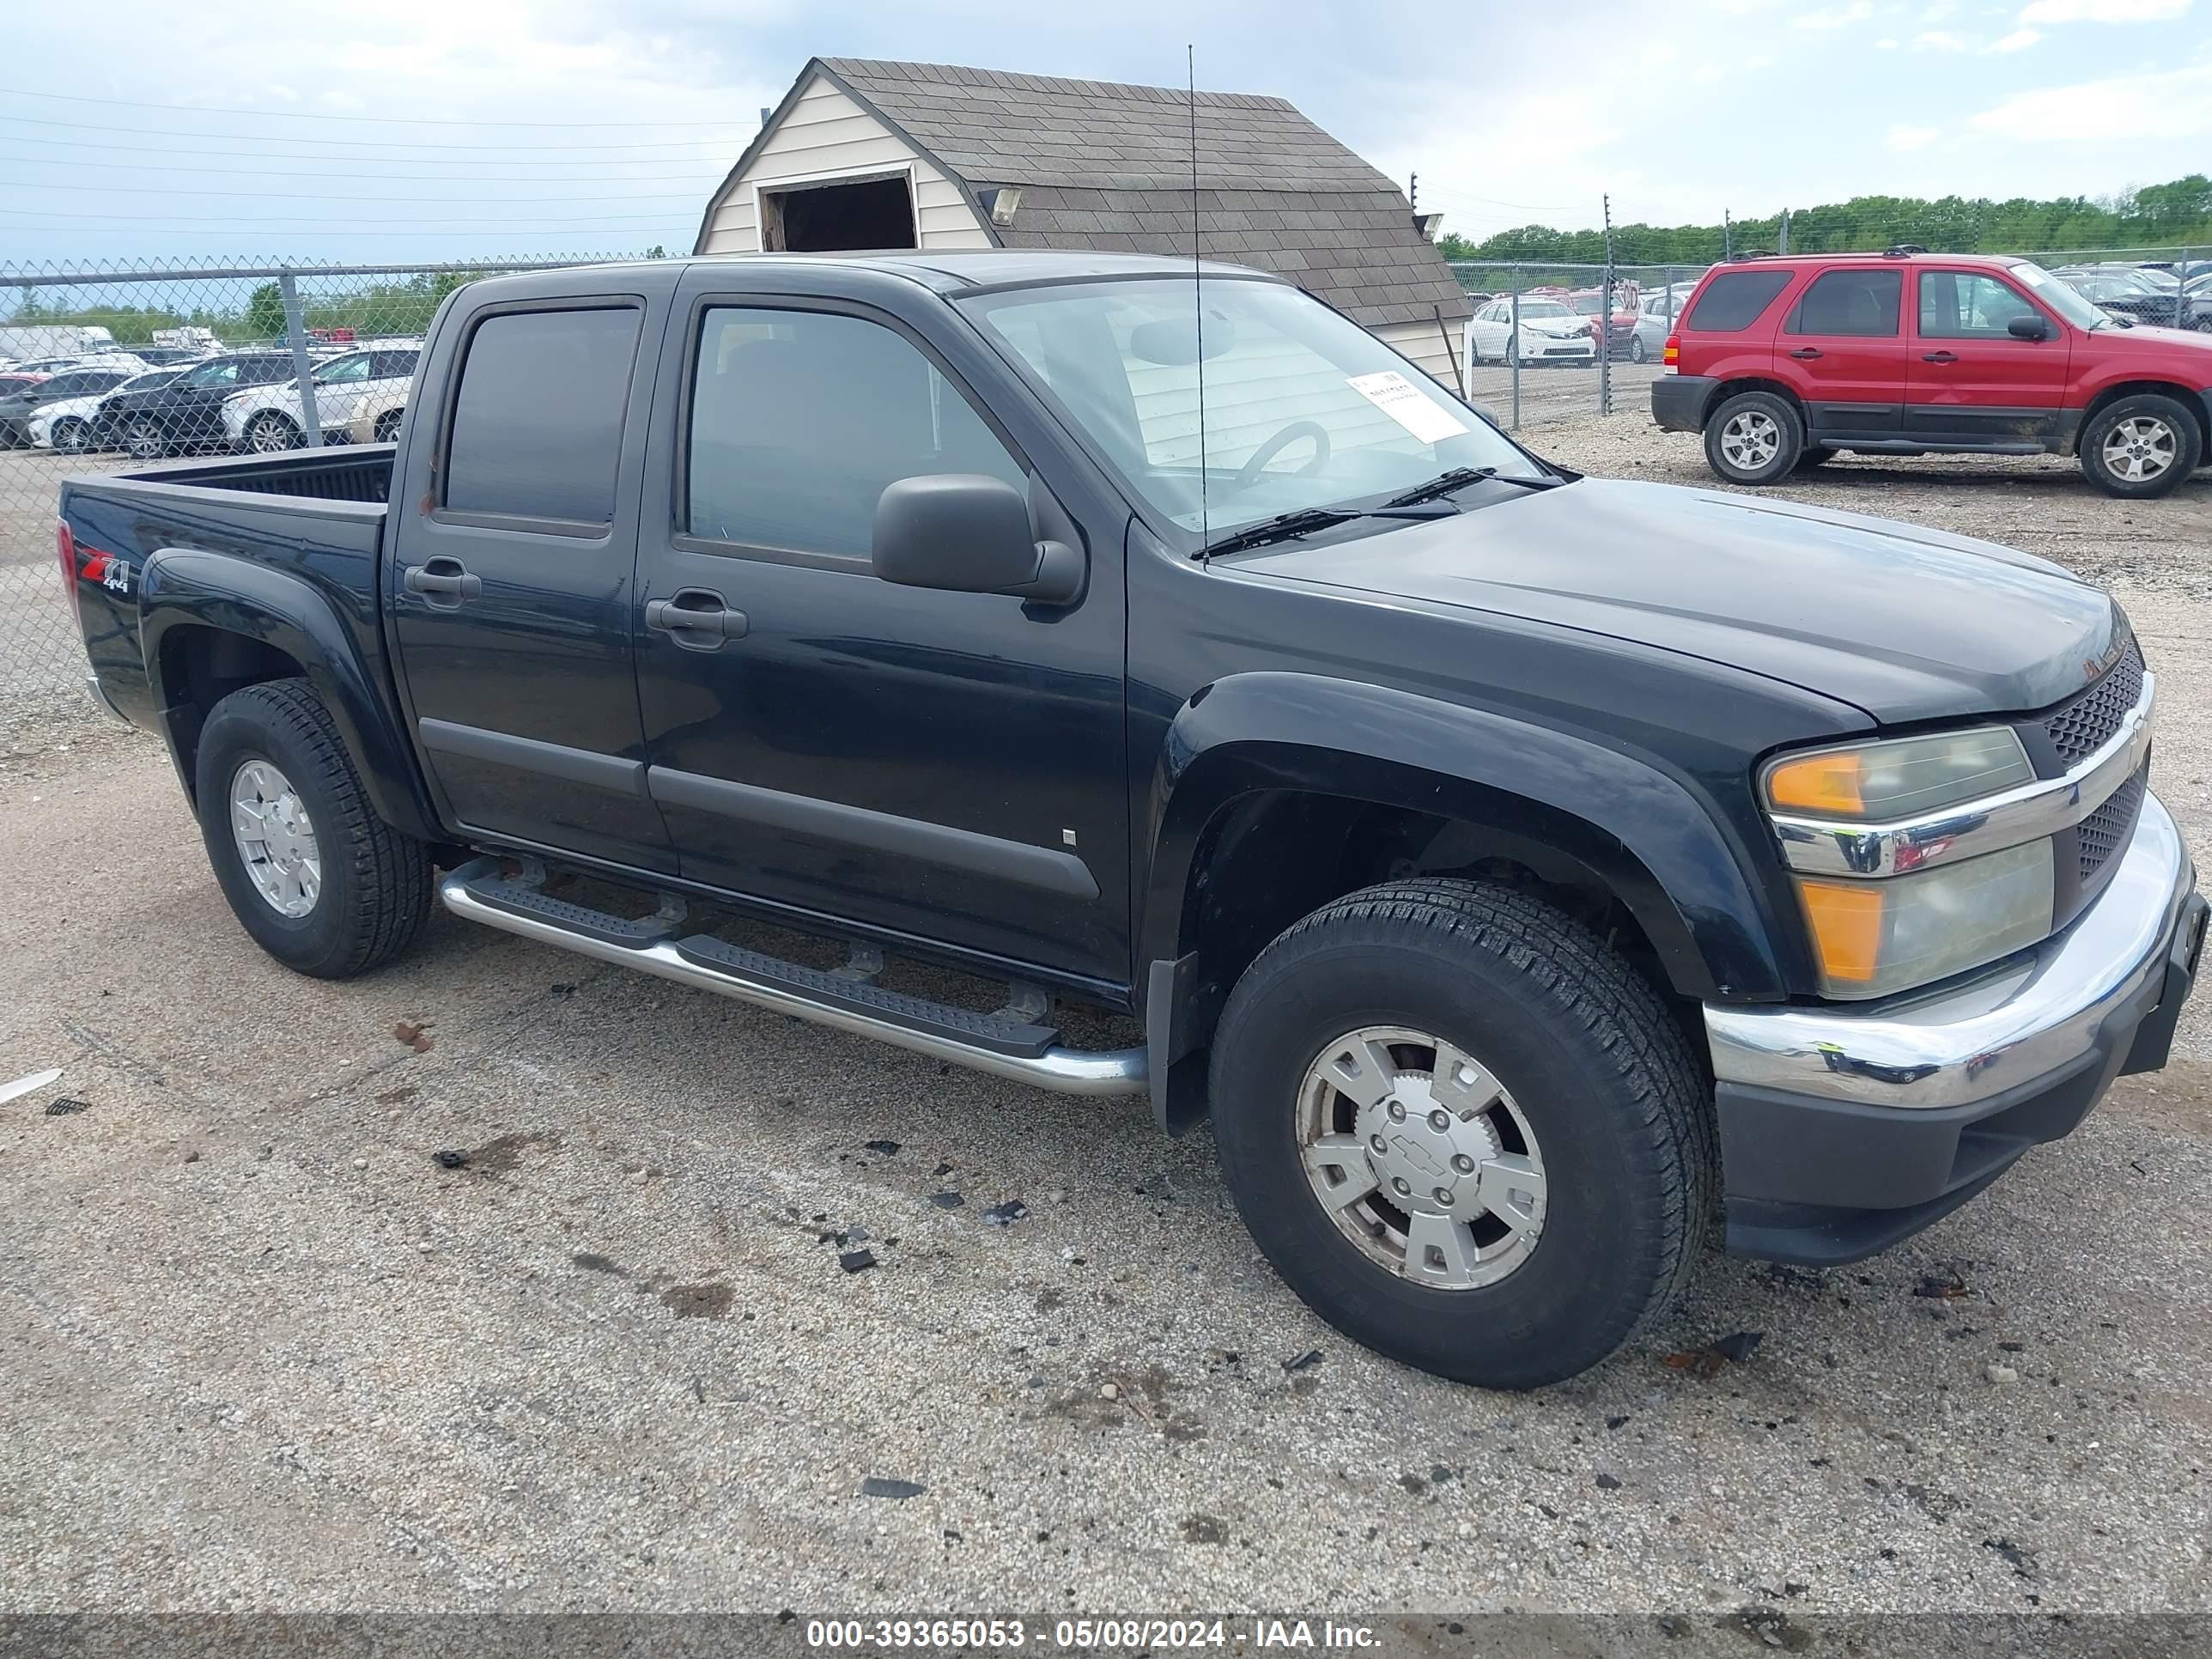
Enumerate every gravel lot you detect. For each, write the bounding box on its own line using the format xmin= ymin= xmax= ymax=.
xmin=3 ymin=416 xmax=2210 ymax=1626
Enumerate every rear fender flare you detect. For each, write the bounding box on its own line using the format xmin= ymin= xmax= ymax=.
xmin=140 ymin=549 xmax=439 ymax=841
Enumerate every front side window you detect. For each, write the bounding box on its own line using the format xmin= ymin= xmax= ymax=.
xmin=1789 ymin=268 xmax=1900 ymax=336
xmin=314 ymin=354 xmax=373 ymax=385
xmin=443 ymin=306 xmax=641 ymax=526
xmin=1918 ymin=272 xmax=2042 ymax=338
xmin=960 ymin=276 xmax=1531 ymax=538
xmin=1686 ymin=270 xmax=1793 ymax=332
xmin=188 ymin=361 xmax=241 ymax=389
xmin=370 ymin=350 xmax=419 ymax=379
xmin=686 ymin=306 xmax=1024 ymax=559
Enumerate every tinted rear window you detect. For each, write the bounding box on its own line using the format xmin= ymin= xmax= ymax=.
xmin=1789 ymin=268 xmax=1900 ymax=336
xmin=1686 ymin=270 xmax=1793 ymax=332
xmin=443 ymin=307 xmax=640 ymax=526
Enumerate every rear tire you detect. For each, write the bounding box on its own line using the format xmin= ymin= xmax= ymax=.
xmin=52 ymin=418 xmax=89 ymax=454
xmin=374 ymin=409 xmax=404 ymax=444
xmin=2079 ymin=393 xmax=2200 ymax=499
xmin=1207 ymin=879 xmax=1715 ymax=1389
xmin=194 ymin=678 xmax=433 ymax=979
xmin=1796 ymin=446 xmax=1837 ymax=471
xmin=1704 ymin=390 xmax=1803 ymax=484
xmin=1629 ymin=336 xmax=1649 ymax=364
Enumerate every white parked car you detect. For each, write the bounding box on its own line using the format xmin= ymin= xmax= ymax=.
xmin=24 ymin=367 xmax=188 ymax=453
xmin=222 ymin=342 xmax=422 ymax=453
xmin=1462 ymin=298 xmax=1596 ymax=383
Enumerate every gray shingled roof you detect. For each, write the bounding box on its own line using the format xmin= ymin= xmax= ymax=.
xmin=704 ymin=58 xmax=1471 ymax=331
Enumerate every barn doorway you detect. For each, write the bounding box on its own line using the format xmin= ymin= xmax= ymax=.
xmin=760 ymin=174 xmax=918 ymax=252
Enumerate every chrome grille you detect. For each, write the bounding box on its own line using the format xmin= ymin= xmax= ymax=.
xmin=2077 ymin=767 xmax=2147 ymax=883
xmin=2044 ymin=635 xmax=2144 ymax=769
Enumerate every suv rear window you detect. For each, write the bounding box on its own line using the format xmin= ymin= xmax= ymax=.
xmin=443 ymin=306 xmax=640 ymax=527
xmin=1685 ymin=270 xmax=1792 ymax=332
xmin=1789 ymin=268 xmax=1900 ymax=336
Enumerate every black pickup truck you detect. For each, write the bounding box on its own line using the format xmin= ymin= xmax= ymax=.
xmin=61 ymin=252 xmax=2205 ymax=1389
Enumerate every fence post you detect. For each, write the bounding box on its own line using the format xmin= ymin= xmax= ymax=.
xmin=1510 ymin=269 xmax=1522 ymax=431
xmin=1599 ymin=198 xmax=1614 ymax=417
xmin=276 ymin=270 xmax=325 ymax=449
xmin=2179 ymin=248 xmax=2192 ymax=331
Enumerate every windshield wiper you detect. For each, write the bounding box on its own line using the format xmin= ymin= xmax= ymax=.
xmin=1381 ymin=465 xmax=1565 ymax=507
xmin=1198 ymin=501 xmax=1454 ymax=559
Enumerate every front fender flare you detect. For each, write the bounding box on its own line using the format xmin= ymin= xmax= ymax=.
xmin=1140 ymin=672 xmax=1791 ymax=1004
xmin=140 ymin=549 xmax=439 ymax=842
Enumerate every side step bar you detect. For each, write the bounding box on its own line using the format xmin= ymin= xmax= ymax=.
xmin=438 ymin=857 xmax=1147 ymax=1097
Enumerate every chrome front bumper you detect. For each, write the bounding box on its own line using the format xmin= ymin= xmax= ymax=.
xmin=1706 ymin=791 xmax=2197 ymax=1110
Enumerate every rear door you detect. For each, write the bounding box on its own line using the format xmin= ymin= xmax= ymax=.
xmin=1906 ymin=268 xmax=2069 ymax=443
xmin=631 ymin=273 xmax=1132 ymax=984
xmin=1675 ymin=266 xmax=1794 ymax=383
xmin=389 ymin=287 xmax=678 ymax=871
xmin=1773 ymin=264 xmax=1907 ymax=440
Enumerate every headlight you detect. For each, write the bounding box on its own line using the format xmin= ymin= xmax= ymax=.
xmin=1795 ymin=839 xmax=2053 ymax=999
xmin=1764 ymin=726 xmax=2033 ymax=820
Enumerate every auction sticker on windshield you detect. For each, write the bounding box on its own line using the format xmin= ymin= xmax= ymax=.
xmin=1346 ymin=370 xmax=1468 ymax=444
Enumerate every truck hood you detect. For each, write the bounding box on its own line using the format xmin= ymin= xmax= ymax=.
xmin=1243 ymin=477 xmax=2123 ymax=725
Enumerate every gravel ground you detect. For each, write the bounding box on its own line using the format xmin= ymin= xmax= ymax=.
xmin=3 ymin=417 xmax=2210 ymax=1624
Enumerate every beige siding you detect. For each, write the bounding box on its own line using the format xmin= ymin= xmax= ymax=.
xmin=696 ymin=76 xmax=992 ymax=254
xmin=1373 ymin=319 xmax=1461 ymax=390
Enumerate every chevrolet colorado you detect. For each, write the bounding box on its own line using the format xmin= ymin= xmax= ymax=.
xmin=61 ymin=252 xmax=2205 ymax=1388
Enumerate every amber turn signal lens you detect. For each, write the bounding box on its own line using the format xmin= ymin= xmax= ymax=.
xmin=1765 ymin=750 xmax=1865 ymax=815
xmin=1798 ymin=879 xmax=1884 ymax=984
xmin=1662 ymin=335 xmax=1679 ymax=365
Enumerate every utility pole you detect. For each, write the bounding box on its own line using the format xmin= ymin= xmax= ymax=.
xmin=1723 ymin=209 xmax=1733 ymax=260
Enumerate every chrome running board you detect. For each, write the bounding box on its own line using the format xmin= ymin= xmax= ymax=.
xmin=438 ymin=857 xmax=1147 ymax=1097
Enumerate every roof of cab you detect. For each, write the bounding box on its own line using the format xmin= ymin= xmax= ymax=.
xmin=682 ymin=247 xmax=1271 ymax=294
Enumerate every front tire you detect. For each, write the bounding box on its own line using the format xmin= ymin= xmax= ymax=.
xmin=1704 ymin=390 xmax=1803 ymax=484
xmin=1208 ymin=880 xmax=1715 ymax=1389
xmin=194 ymin=678 xmax=433 ymax=979
xmin=2079 ymin=394 xmax=2201 ymax=499
xmin=124 ymin=418 xmax=168 ymax=461
xmin=52 ymin=418 xmax=90 ymax=454
xmin=244 ymin=411 xmax=300 ymax=455
xmin=1629 ymin=336 xmax=1649 ymax=364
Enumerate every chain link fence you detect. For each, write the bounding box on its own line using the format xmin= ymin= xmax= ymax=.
xmin=1 ymin=255 xmax=630 ymax=739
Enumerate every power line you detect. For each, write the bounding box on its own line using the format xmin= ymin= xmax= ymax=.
xmin=0 ymin=207 xmax=692 ymax=226
xmin=3 ymin=181 xmax=712 ymax=204
xmin=0 ymin=114 xmax=746 ymax=151
xmin=0 ymin=149 xmax=726 ymax=183
xmin=0 ymin=85 xmax=751 ymax=129
xmin=0 ymin=133 xmax=732 ymax=167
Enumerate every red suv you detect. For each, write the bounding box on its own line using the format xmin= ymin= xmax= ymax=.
xmin=1651 ymin=250 xmax=2212 ymax=497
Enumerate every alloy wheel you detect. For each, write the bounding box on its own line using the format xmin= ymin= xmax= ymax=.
xmin=1718 ymin=409 xmax=1781 ymax=471
xmin=229 ymin=758 xmax=322 ymax=918
xmin=2101 ymin=416 xmax=2177 ymax=483
xmin=1297 ymin=1025 xmax=1547 ymax=1290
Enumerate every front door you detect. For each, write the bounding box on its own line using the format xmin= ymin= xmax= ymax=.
xmin=390 ymin=292 xmax=677 ymax=872
xmin=633 ymin=282 xmax=1131 ymax=987
xmin=1906 ymin=269 xmax=2070 ymax=443
xmin=1774 ymin=264 xmax=1908 ymax=440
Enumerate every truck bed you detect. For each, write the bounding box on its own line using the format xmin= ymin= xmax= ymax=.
xmin=62 ymin=446 xmax=396 ymax=735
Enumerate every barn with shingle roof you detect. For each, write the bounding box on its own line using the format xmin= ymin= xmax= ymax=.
xmin=693 ymin=57 xmax=1471 ymax=385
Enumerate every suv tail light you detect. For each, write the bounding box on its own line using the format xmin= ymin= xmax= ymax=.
xmin=1662 ymin=333 xmax=1680 ymax=367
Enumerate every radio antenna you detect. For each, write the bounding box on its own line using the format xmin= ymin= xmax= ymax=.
xmin=1189 ymin=43 xmax=1210 ymax=559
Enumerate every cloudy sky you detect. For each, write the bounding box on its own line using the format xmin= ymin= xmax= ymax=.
xmin=3 ymin=0 xmax=2204 ymax=269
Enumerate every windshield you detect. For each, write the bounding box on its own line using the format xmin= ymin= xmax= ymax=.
xmin=2013 ymin=262 xmax=2103 ymax=330
xmin=957 ymin=276 xmax=1535 ymax=538
xmin=1518 ymin=300 xmax=1573 ymax=319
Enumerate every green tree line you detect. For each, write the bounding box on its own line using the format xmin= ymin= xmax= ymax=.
xmin=1437 ymin=174 xmax=2212 ymax=269
xmin=7 ymin=269 xmax=486 ymax=343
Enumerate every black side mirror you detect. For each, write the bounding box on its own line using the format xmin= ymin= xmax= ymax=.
xmin=2008 ymin=314 xmax=2051 ymax=341
xmin=872 ymin=475 xmax=1085 ymax=606
xmin=1467 ymin=401 xmax=1504 ymax=428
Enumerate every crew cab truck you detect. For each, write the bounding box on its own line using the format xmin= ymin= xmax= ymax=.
xmin=63 ymin=252 xmax=2206 ymax=1389
xmin=1653 ymin=249 xmax=2212 ymax=497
